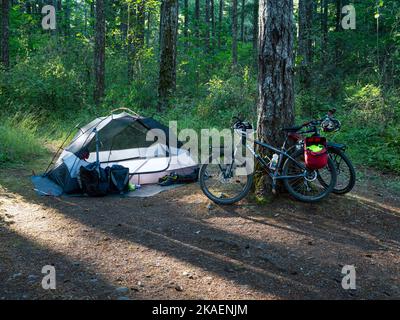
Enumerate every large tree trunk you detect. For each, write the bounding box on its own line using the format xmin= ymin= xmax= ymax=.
xmin=298 ymin=0 xmax=313 ymax=88
xmin=218 ymin=0 xmax=223 ymax=48
xmin=231 ymin=0 xmax=238 ymax=66
xmin=1 ymin=0 xmax=10 ymax=69
xmin=255 ymin=0 xmax=295 ymax=198
xmin=94 ymin=0 xmax=105 ymax=105
xmin=158 ymin=0 xmax=178 ymax=111
xmin=240 ymin=0 xmax=245 ymax=41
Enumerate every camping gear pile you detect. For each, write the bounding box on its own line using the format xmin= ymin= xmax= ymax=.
xmin=42 ymin=109 xmax=198 ymax=196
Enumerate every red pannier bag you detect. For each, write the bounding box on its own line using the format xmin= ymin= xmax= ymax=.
xmin=304 ymin=136 xmax=328 ymax=170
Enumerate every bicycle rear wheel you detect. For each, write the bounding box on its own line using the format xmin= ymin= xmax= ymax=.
xmin=199 ymin=154 xmax=253 ymax=205
xmin=282 ymin=149 xmax=337 ymax=202
xmin=318 ymin=149 xmax=356 ymax=194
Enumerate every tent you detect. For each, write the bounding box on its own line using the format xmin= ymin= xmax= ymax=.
xmin=45 ymin=110 xmax=198 ymax=193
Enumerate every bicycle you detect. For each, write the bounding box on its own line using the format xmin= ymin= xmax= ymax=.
xmin=286 ymin=109 xmax=356 ymax=194
xmin=199 ymin=117 xmax=337 ymax=205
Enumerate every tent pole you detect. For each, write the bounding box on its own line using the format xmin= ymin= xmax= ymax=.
xmin=44 ymin=123 xmax=81 ymax=175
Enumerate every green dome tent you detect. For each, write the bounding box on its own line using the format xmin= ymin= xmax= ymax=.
xmin=43 ymin=110 xmax=198 ymax=194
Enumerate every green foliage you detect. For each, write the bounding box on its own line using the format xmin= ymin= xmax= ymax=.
xmin=0 ymin=39 xmax=91 ymax=120
xmin=0 ymin=115 xmax=48 ymax=164
xmin=297 ymin=82 xmax=400 ymax=173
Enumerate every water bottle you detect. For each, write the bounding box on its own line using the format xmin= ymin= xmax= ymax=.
xmin=269 ymin=153 xmax=279 ymax=171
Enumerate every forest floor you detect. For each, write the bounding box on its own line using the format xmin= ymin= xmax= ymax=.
xmin=1 ymin=157 xmax=400 ymax=300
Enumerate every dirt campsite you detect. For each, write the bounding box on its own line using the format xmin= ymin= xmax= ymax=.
xmin=1 ymin=159 xmax=400 ymax=300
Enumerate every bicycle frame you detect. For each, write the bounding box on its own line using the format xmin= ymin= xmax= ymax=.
xmin=223 ymin=130 xmax=309 ymax=182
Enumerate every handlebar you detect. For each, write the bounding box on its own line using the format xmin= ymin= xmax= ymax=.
xmin=232 ymin=109 xmax=339 ymax=136
xmin=297 ymin=111 xmax=341 ymax=134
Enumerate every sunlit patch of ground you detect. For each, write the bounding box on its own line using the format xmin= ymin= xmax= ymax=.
xmin=1 ymin=165 xmax=400 ymax=299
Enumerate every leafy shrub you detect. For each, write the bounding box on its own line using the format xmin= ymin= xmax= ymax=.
xmin=0 ymin=39 xmax=91 ymax=120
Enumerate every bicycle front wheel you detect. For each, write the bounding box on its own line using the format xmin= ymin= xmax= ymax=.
xmin=199 ymin=154 xmax=253 ymax=205
xmin=282 ymin=149 xmax=337 ymax=202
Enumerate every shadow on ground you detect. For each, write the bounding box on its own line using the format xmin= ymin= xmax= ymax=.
xmin=1 ymin=167 xmax=400 ymax=299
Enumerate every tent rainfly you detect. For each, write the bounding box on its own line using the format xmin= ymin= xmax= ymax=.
xmin=45 ymin=111 xmax=198 ymax=193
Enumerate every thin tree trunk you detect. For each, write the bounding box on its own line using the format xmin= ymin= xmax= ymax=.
xmin=218 ymin=0 xmax=223 ymax=48
xmin=211 ymin=0 xmax=215 ymax=47
xmin=65 ymin=0 xmax=71 ymax=37
xmin=334 ymin=0 xmax=342 ymax=65
xmin=321 ymin=0 xmax=328 ymax=61
xmin=195 ymin=0 xmax=200 ymax=38
xmin=90 ymin=0 xmax=95 ymax=29
xmin=1 ymin=0 xmax=10 ymax=69
xmin=136 ymin=0 xmax=146 ymax=73
xmin=26 ymin=1 xmax=32 ymax=14
xmin=158 ymin=0 xmax=178 ymax=111
xmin=84 ymin=3 xmax=88 ymax=36
xmin=232 ymin=0 xmax=238 ymax=66
xmin=127 ymin=2 xmax=137 ymax=82
xmin=255 ymin=0 xmax=295 ymax=198
xmin=94 ymin=0 xmax=105 ymax=105
xmin=298 ymin=0 xmax=313 ymax=88
xmin=184 ymin=0 xmax=189 ymax=41
xmin=205 ymin=0 xmax=210 ymax=51
xmin=252 ymin=0 xmax=258 ymax=53
xmin=240 ymin=0 xmax=245 ymax=41
xmin=146 ymin=11 xmax=151 ymax=46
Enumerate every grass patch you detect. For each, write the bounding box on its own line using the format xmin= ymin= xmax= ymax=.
xmin=0 ymin=114 xmax=49 ymax=165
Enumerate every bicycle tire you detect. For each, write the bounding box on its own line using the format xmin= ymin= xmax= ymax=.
xmin=282 ymin=149 xmax=337 ymax=202
xmin=320 ymin=148 xmax=356 ymax=194
xmin=199 ymin=156 xmax=254 ymax=205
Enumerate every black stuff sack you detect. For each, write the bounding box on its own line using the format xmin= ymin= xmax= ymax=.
xmin=107 ymin=165 xmax=130 ymax=194
xmin=79 ymin=163 xmax=109 ymax=197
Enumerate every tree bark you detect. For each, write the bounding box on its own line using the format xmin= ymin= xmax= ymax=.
xmin=231 ymin=0 xmax=238 ymax=65
xmin=158 ymin=0 xmax=178 ymax=111
xmin=298 ymin=0 xmax=313 ymax=88
xmin=94 ymin=0 xmax=106 ymax=105
xmin=240 ymin=0 xmax=245 ymax=41
xmin=255 ymin=0 xmax=295 ymax=198
xmin=1 ymin=0 xmax=10 ymax=69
